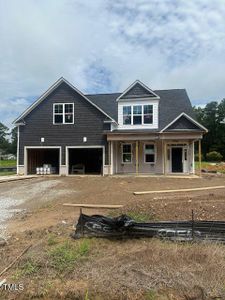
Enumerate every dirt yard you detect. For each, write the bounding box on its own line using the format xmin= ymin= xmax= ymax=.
xmin=1 ymin=175 xmax=225 ymax=299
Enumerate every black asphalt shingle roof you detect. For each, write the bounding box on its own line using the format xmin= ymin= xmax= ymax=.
xmin=86 ymin=89 xmax=196 ymax=131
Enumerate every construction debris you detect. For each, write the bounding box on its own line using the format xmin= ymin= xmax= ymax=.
xmin=134 ymin=185 xmax=225 ymax=195
xmin=0 ymin=244 xmax=32 ymax=277
xmin=72 ymin=213 xmax=225 ymax=243
xmin=63 ymin=203 xmax=123 ymax=209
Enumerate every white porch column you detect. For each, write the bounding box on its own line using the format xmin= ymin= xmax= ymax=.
xmin=190 ymin=141 xmax=195 ymax=174
xmin=198 ymin=139 xmax=202 ymax=177
xmin=163 ymin=140 xmax=167 ymax=175
xmin=110 ymin=141 xmax=114 ymax=175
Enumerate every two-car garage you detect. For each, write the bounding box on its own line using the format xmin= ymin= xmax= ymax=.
xmin=25 ymin=146 xmax=104 ymax=175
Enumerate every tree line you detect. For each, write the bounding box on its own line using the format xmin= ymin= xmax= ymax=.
xmin=194 ymin=98 xmax=225 ymax=161
xmin=0 ymin=122 xmax=17 ymax=156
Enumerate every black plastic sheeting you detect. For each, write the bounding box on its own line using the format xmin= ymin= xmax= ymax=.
xmin=72 ymin=214 xmax=225 ymax=242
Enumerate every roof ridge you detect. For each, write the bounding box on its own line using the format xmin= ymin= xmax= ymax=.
xmin=85 ymin=92 xmax=122 ymax=96
xmin=86 ymin=89 xmax=186 ymax=96
xmin=154 ymin=88 xmax=186 ymax=91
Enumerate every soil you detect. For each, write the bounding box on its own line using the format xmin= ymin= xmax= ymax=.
xmin=1 ymin=174 xmax=225 ymax=299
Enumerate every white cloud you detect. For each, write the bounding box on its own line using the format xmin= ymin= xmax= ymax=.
xmin=1 ymin=0 xmax=225 ymax=127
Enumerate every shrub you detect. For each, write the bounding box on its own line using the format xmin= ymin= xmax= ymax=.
xmin=206 ymin=151 xmax=223 ymax=162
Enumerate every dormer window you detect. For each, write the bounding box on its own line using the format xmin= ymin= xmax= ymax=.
xmin=123 ymin=106 xmax=131 ymax=125
xmin=133 ymin=105 xmax=142 ymax=125
xmin=143 ymin=105 xmax=153 ymax=124
xmin=53 ymin=103 xmax=74 ymax=124
xmin=122 ymin=104 xmax=153 ymax=125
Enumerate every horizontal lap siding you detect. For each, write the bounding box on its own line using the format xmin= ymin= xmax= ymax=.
xmin=19 ymin=82 xmax=108 ymax=165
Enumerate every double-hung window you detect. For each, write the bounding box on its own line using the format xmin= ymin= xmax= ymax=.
xmin=123 ymin=106 xmax=131 ymax=125
xmin=122 ymin=144 xmax=132 ymax=163
xmin=54 ymin=103 xmax=74 ymax=124
xmin=144 ymin=144 xmax=155 ymax=163
xmin=143 ymin=105 xmax=153 ymax=124
xmin=133 ymin=105 xmax=142 ymax=125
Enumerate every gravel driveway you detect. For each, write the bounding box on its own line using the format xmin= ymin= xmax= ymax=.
xmin=0 ymin=178 xmax=64 ymax=238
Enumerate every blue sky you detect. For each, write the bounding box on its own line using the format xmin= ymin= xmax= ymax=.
xmin=1 ymin=0 xmax=225 ymax=127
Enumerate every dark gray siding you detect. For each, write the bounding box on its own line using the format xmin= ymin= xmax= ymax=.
xmin=165 ymin=115 xmax=202 ymax=131
xmin=120 ymin=82 xmax=156 ymax=99
xmin=19 ymin=82 xmax=108 ymax=165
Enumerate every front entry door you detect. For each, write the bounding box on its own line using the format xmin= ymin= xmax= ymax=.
xmin=172 ymin=147 xmax=183 ymax=172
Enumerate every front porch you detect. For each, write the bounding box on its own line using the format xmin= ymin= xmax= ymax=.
xmin=107 ymin=132 xmax=202 ymax=176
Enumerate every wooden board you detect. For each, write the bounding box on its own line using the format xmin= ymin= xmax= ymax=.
xmin=63 ymin=203 xmax=123 ymax=209
xmin=134 ymin=185 xmax=225 ymax=195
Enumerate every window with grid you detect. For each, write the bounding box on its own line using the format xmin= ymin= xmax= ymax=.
xmin=123 ymin=106 xmax=131 ymax=125
xmin=143 ymin=105 xmax=153 ymax=124
xmin=54 ymin=103 xmax=74 ymax=124
xmin=144 ymin=144 xmax=155 ymax=163
xmin=122 ymin=144 xmax=132 ymax=163
xmin=133 ymin=105 xmax=142 ymax=125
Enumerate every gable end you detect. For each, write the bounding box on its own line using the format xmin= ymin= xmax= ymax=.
xmin=13 ymin=77 xmax=116 ymax=125
xmin=117 ymin=80 xmax=160 ymax=101
xmin=121 ymin=82 xmax=156 ymax=99
xmin=161 ymin=113 xmax=208 ymax=133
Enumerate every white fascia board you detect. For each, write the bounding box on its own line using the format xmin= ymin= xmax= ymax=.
xmin=116 ymin=80 xmax=160 ymax=102
xmin=13 ymin=77 xmax=116 ymax=124
xmin=160 ymin=112 xmax=208 ymax=133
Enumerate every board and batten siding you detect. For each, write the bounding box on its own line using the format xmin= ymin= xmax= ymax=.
xmin=117 ymin=100 xmax=159 ymax=130
xmin=18 ymin=82 xmax=108 ymax=166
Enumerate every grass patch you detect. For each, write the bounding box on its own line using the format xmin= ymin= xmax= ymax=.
xmin=145 ymin=289 xmax=157 ymax=300
xmin=13 ymin=258 xmax=40 ymax=279
xmin=48 ymin=239 xmax=90 ymax=272
xmin=195 ymin=161 xmax=225 ymax=173
xmin=0 ymin=159 xmax=16 ymax=167
xmin=127 ymin=211 xmax=154 ymax=222
xmin=47 ymin=234 xmax=58 ymax=246
xmin=0 ymin=171 xmax=16 ymax=176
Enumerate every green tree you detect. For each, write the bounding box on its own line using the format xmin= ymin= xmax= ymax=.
xmin=194 ymin=99 xmax=225 ymax=160
xmin=10 ymin=127 xmax=17 ymax=155
xmin=0 ymin=122 xmax=10 ymax=154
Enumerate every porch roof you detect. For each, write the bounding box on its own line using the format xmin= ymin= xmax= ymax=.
xmin=106 ymin=131 xmax=203 ymax=141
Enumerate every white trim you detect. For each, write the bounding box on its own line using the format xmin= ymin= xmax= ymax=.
xmin=24 ymin=146 xmax=61 ymax=175
xmin=143 ymin=143 xmax=156 ymax=164
xmin=116 ymin=80 xmax=160 ymax=102
xmin=160 ymin=112 xmax=208 ymax=133
xmin=66 ymin=145 xmax=105 ymax=176
xmin=53 ymin=103 xmax=74 ymax=125
xmin=121 ymin=143 xmax=133 ymax=164
xmin=16 ymin=126 xmax=20 ymax=174
xmin=13 ymin=77 xmax=116 ymax=124
xmin=110 ymin=141 xmax=114 ymax=175
xmin=166 ymin=143 xmax=190 ymax=174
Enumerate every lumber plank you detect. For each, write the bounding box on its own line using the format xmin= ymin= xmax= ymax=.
xmin=134 ymin=185 xmax=225 ymax=195
xmin=0 ymin=244 xmax=32 ymax=277
xmin=63 ymin=203 xmax=123 ymax=209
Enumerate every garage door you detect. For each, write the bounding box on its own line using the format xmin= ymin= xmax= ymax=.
xmin=68 ymin=148 xmax=103 ymax=175
xmin=26 ymin=148 xmax=60 ymax=175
